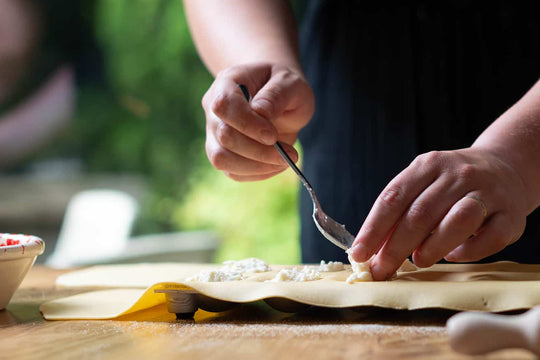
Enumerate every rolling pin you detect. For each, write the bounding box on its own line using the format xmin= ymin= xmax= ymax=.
xmin=446 ymin=306 xmax=540 ymax=356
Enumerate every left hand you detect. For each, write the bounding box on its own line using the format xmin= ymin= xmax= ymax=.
xmin=348 ymin=147 xmax=529 ymax=280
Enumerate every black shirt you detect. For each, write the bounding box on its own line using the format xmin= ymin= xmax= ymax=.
xmin=299 ymin=1 xmax=540 ymax=263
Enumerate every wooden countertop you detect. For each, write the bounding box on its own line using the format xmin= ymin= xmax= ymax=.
xmin=0 ymin=266 xmax=534 ymax=360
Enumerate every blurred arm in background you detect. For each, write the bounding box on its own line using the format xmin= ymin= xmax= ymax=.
xmin=0 ymin=66 xmax=74 ymax=169
xmin=0 ymin=0 xmax=75 ymax=169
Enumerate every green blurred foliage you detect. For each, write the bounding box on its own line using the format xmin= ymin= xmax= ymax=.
xmin=73 ymin=0 xmax=212 ymax=231
xmin=174 ymin=166 xmax=300 ymax=264
xmin=61 ymin=0 xmax=301 ymax=263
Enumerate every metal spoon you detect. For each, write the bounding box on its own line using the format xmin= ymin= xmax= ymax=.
xmin=238 ymin=84 xmax=354 ymax=251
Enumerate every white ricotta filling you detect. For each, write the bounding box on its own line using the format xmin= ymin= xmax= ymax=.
xmin=186 ymin=269 xmax=245 ymax=282
xmin=266 ymin=266 xmax=322 ymax=282
xmin=186 ymin=256 xmax=417 ymax=283
xmin=398 ymin=259 xmax=418 ymax=272
xmin=318 ymin=260 xmax=345 ymax=272
xmin=346 ymin=253 xmax=373 ymax=283
xmin=345 ymin=253 xmax=418 ymax=284
xmin=187 ymin=258 xmax=271 ymax=282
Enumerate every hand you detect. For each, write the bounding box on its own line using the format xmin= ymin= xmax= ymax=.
xmin=349 ymin=147 xmax=529 ymax=280
xmin=202 ymin=63 xmax=315 ymax=181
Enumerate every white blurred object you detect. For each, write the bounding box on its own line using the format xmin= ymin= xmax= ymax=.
xmin=46 ymin=189 xmax=138 ymax=268
xmin=46 ymin=189 xmax=220 ymax=268
xmin=75 ymin=231 xmax=220 ymax=265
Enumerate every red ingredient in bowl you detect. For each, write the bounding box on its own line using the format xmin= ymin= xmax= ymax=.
xmin=0 ymin=238 xmax=21 ymax=246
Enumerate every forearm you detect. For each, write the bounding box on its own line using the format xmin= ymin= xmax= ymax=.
xmin=473 ymin=79 xmax=540 ymax=212
xmin=183 ymin=0 xmax=302 ymax=75
xmin=0 ymin=65 xmax=74 ymax=169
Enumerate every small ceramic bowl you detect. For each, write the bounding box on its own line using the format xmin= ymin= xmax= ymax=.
xmin=0 ymin=234 xmax=45 ymax=309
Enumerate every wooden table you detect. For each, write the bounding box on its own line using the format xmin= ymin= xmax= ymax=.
xmin=0 ymin=266 xmax=535 ymax=360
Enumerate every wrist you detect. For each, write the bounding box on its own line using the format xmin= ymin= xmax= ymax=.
xmin=471 ymin=141 xmax=540 ymax=213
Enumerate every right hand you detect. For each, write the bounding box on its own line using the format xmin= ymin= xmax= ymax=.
xmin=202 ymin=63 xmax=315 ymax=181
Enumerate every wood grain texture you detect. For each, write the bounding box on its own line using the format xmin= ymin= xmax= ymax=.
xmin=0 ymin=266 xmax=535 ymax=360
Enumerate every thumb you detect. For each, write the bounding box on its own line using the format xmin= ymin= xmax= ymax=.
xmin=250 ymin=68 xmax=313 ymax=127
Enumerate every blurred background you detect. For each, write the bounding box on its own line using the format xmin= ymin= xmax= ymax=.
xmin=0 ymin=0 xmax=301 ymax=265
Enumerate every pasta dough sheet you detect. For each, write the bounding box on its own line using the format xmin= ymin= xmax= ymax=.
xmin=41 ymin=262 xmax=540 ymax=320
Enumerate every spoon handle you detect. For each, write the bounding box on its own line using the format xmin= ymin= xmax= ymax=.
xmin=237 ymin=84 xmax=314 ymax=192
xmin=273 ymin=142 xmax=313 ymax=190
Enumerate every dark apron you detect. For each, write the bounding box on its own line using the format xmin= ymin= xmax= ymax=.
xmin=299 ymin=1 xmax=540 ymax=263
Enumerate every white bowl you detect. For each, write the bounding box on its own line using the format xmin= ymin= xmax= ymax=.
xmin=0 ymin=234 xmax=45 ymax=309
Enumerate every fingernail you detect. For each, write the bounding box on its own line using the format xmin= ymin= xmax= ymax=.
xmin=445 ymin=250 xmax=457 ymax=261
xmin=370 ymin=263 xmax=389 ymax=281
xmin=347 ymin=243 xmax=367 ymax=262
xmin=445 ymin=244 xmax=464 ymax=262
xmin=370 ymin=260 xmax=391 ymax=281
xmin=370 ymin=262 xmax=382 ymax=278
xmin=259 ymin=130 xmax=276 ymax=145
